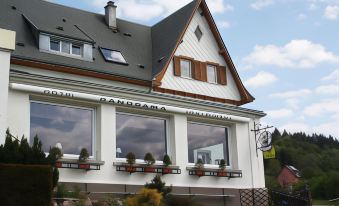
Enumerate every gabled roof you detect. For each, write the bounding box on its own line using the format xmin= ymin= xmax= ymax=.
xmin=151 ymin=0 xmax=254 ymax=104
xmin=0 ymin=0 xmax=254 ymax=105
xmin=151 ymin=0 xmax=198 ymax=78
xmin=285 ymin=165 xmax=301 ymax=178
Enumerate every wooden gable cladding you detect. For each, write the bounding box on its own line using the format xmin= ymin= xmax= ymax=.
xmin=152 ymin=0 xmax=255 ymax=105
xmin=173 ymin=55 xmax=227 ymax=85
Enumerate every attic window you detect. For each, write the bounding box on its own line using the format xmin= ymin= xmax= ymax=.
xmin=99 ymin=47 xmax=128 ymax=65
xmin=195 ymin=26 xmax=203 ymax=41
xmin=50 ymin=38 xmax=82 ymax=56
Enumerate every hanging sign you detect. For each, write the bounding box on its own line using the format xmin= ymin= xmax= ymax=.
xmin=263 ymin=146 xmax=276 ymax=159
xmin=10 ymin=83 xmax=251 ymax=122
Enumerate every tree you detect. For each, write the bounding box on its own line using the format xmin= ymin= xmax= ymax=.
xmin=145 ymin=175 xmax=172 ymax=198
xmin=144 ymin=153 xmax=155 ymax=166
xmin=163 ymin=154 xmax=172 ymax=167
xmin=79 ymin=148 xmax=89 ymax=162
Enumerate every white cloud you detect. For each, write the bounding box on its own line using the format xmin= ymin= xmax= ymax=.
xmin=207 ymin=0 xmax=234 ymax=14
xmin=267 ymin=108 xmax=294 ymax=119
xmin=244 ymin=71 xmax=278 ymax=88
xmin=217 ymin=20 xmax=231 ymax=29
xmin=308 ymin=3 xmax=317 ymax=10
xmin=314 ymin=121 xmax=339 ymax=137
xmin=270 ymin=89 xmax=312 ymax=98
xmin=297 ymin=13 xmax=307 ymax=20
xmin=243 ymin=40 xmax=339 ymax=69
xmin=324 ymin=5 xmax=339 ymax=20
xmin=279 ymin=122 xmax=310 ymax=134
xmin=315 ymin=84 xmax=339 ymax=95
xmin=251 ymin=0 xmax=274 ymax=10
xmin=87 ymin=0 xmax=232 ymax=22
xmin=303 ymin=99 xmax=339 ymax=117
xmin=322 ymin=69 xmax=339 ymax=82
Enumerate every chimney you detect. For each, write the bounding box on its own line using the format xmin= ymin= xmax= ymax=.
xmin=105 ymin=1 xmax=117 ymax=29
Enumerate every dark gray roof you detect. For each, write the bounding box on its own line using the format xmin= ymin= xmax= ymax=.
xmin=0 ymin=0 xmax=198 ymax=81
xmin=151 ymin=0 xmax=198 ymax=77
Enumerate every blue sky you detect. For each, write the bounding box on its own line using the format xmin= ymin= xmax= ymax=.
xmin=49 ymin=0 xmax=339 ymax=138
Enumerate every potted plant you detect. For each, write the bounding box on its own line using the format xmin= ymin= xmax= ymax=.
xmin=195 ymin=158 xmax=204 ymax=177
xmin=48 ymin=146 xmax=63 ymax=167
xmin=78 ymin=148 xmax=90 ymax=169
xmin=125 ymin=152 xmax=136 ymax=173
xmin=162 ymin=154 xmax=172 ymax=174
xmin=144 ymin=153 xmax=156 ymax=173
xmin=217 ymin=159 xmax=227 ymax=177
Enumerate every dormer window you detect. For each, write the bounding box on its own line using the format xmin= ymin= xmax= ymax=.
xmin=99 ymin=47 xmax=128 ymax=65
xmin=180 ymin=59 xmax=192 ymax=78
xmin=49 ymin=38 xmax=82 ymax=56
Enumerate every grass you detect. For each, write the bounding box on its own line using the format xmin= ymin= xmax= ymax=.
xmin=313 ymin=199 xmax=339 ymax=206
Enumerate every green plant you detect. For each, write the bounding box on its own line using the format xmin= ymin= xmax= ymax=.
xmin=47 ymin=147 xmax=63 ymax=165
xmin=126 ymin=152 xmax=136 ymax=165
xmin=219 ymin=159 xmax=226 ymax=170
xmin=79 ymin=148 xmax=89 ymax=162
xmin=163 ymin=154 xmax=172 ymax=167
xmin=125 ymin=188 xmax=163 ymax=206
xmin=195 ymin=158 xmax=204 ymax=169
xmin=145 ymin=175 xmax=172 ymax=198
xmin=144 ymin=152 xmax=155 ymax=166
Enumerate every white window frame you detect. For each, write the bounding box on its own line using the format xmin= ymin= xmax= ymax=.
xmin=187 ymin=121 xmax=231 ymax=169
xmin=115 ymin=112 xmax=170 ymax=164
xmin=180 ymin=59 xmax=192 ymax=79
xmin=29 ymin=100 xmax=96 ymax=160
xmin=207 ymin=64 xmax=218 ymax=84
xmin=49 ymin=38 xmax=83 ymax=57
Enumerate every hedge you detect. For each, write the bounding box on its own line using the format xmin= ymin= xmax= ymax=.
xmin=0 ymin=164 xmax=53 ymax=206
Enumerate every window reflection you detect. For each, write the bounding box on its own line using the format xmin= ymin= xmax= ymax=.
xmin=30 ymin=102 xmax=93 ymax=156
xmin=116 ymin=113 xmax=167 ymax=160
xmin=188 ymin=123 xmax=229 ymax=165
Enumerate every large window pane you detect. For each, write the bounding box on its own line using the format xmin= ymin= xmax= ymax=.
xmin=188 ymin=123 xmax=229 ymax=165
xmin=116 ymin=113 xmax=167 ymax=160
xmin=30 ymin=102 xmax=93 ymax=156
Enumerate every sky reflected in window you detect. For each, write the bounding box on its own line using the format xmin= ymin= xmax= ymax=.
xmin=30 ymin=102 xmax=93 ymax=155
xmin=116 ymin=113 xmax=167 ymax=160
xmin=188 ymin=123 xmax=229 ymax=165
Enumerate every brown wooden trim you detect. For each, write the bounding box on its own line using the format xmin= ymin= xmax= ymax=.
xmin=11 ymin=58 xmax=152 ymax=87
xmin=218 ymin=65 xmax=227 ymax=85
xmin=173 ymin=56 xmax=181 ymax=76
xmin=206 ymin=61 xmax=219 ymax=66
xmin=153 ymin=87 xmax=243 ymax=106
xmin=178 ymin=55 xmax=194 ymax=61
xmin=200 ymin=62 xmax=207 ymax=82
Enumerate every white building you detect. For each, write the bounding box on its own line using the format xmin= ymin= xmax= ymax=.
xmin=0 ymin=0 xmax=266 ymax=205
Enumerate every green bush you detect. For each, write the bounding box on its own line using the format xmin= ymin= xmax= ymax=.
xmin=144 ymin=152 xmax=155 ymax=165
xmin=0 ymin=164 xmax=53 ymax=206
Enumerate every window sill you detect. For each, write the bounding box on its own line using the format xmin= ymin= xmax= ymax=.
xmin=113 ymin=162 xmax=181 ymax=174
xmin=186 ymin=166 xmax=242 ymax=178
xmin=56 ymin=158 xmax=105 ymax=170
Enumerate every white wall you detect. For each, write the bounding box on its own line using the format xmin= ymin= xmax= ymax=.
xmin=0 ymin=28 xmax=15 ymax=143
xmin=160 ymin=11 xmax=241 ymax=101
xmin=6 ymin=87 xmax=265 ymax=189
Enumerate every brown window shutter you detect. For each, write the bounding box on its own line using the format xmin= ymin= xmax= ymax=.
xmin=217 ymin=66 xmax=227 ymax=85
xmin=173 ymin=56 xmax=181 ymax=76
xmin=200 ymin=62 xmax=208 ymax=82
xmin=192 ymin=60 xmax=201 ymax=80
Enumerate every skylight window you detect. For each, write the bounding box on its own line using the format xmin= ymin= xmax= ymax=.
xmin=195 ymin=26 xmax=203 ymax=41
xmin=100 ymin=47 xmax=128 ymax=65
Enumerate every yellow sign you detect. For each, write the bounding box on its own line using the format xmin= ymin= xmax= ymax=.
xmin=263 ymin=146 xmax=276 ymax=159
